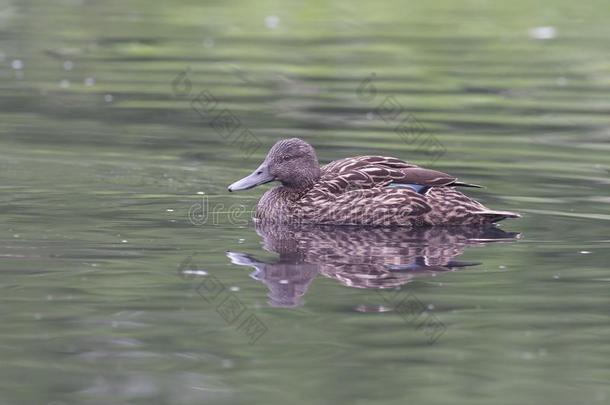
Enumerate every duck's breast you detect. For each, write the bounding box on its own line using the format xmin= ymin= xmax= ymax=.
xmin=255 ymin=187 xmax=298 ymax=222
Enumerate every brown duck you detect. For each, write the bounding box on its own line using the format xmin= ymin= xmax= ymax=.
xmin=228 ymin=138 xmax=519 ymax=226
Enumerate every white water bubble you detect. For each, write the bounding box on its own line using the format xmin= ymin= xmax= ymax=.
xmin=11 ymin=59 xmax=23 ymax=70
xmin=104 ymin=94 xmax=113 ymax=102
xmin=181 ymin=269 xmax=208 ymax=276
xmin=84 ymin=77 xmax=95 ymax=86
xmin=59 ymin=79 xmax=70 ymax=88
xmin=265 ymin=15 xmax=279 ymax=29
xmin=528 ymin=26 xmax=557 ymax=40
xmin=355 ymin=305 xmax=392 ymax=313
xmin=63 ymin=60 xmax=74 ymax=71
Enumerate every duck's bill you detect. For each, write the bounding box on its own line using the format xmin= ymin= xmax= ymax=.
xmin=228 ymin=164 xmax=275 ymax=192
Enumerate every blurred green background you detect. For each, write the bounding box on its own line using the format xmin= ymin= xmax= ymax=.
xmin=0 ymin=0 xmax=609 ymax=404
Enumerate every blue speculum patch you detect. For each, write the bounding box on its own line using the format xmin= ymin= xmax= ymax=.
xmin=387 ymin=183 xmax=428 ymax=193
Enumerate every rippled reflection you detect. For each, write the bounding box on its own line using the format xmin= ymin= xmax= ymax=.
xmin=227 ymin=224 xmax=520 ymax=307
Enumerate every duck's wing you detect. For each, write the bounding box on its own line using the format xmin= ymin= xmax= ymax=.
xmin=320 ymin=156 xmax=480 ymax=194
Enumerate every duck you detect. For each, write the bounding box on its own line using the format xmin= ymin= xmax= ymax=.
xmin=227 ymin=138 xmax=520 ymax=226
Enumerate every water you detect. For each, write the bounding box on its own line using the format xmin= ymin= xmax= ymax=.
xmin=1 ymin=0 xmax=609 ymax=404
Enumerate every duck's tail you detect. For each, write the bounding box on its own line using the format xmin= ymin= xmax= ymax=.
xmin=453 ymin=181 xmax=484 ymax=188
xmin=476 ymin=210 xmax=521 ymax=223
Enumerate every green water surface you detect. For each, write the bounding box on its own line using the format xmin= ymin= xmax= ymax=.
xmin=1 ymin=0 xmax=609 ymax=404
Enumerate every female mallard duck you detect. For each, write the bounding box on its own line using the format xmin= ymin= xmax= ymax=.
xmin=228 ymin=138 xmax=519 ymax=226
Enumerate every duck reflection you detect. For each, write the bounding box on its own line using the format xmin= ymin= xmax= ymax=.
xmin=228 ymin=224 xmax=519 ymax=307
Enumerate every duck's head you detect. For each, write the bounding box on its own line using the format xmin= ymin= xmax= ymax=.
xmin=228 ymin=138 xmax=321 ymax=192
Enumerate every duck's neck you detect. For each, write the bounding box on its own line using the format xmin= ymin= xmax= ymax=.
xmin=281 ymin=166 xmax=321 ymax=192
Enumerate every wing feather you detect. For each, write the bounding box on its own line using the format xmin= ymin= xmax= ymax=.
xmin=321 ymin=155 xmax=480 ymax=191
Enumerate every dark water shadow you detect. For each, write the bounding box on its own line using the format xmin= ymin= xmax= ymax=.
xmin=227 ymin=224 xmax=520 ymax=308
